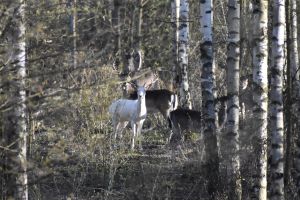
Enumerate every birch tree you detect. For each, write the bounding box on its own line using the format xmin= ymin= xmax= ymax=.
xmin=290 ymin=0 xmax=300 ymax=195
xmin=2 ymin=0 xmax=28 ymax=199
xmin=171 ymin=0 xmax=180 ymax=91
xmin=270 ymin=0 xmax=285 ymax=199
xmin=251 ymin=0 xmax=268 ymax=199
xmin=224 ymin=0 xmax=242 ymax=199
xmin=178 ymin=0 xmax=192 ymax=109
xmin=199 ymin=0 xmax=219 ymax=198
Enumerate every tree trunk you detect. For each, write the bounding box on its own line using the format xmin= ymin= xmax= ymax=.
xmin=178 ymin=0 xmax=192 ymax=109
xmin=290 ymin=0 xmax=300 ymax=195
xmin=270 ymin=0 xmax=285 ymax=199
xmin=284 ymin=0 xmax=292 ymax=190
xmin=112 ymin=0 xmax=121 ymax=70
xmin=225 ymin=0 xmax=242 ymax=199
xmin=136 ymin=0 xmax=143 ymax=51
xmin=199 ymin=0 xmax=219 ymax=198
xmin=73 ymin=0 xmax=77 ymax=69
xmin=68 ymin=0 xmax=77 ymax=69
xmin=251 ymin=0 xmax=269 ymax=199
xmin=290 ymin=0 xmax=299 ymax=82
xmin=171 ymin=0 xmax=180 ymax=92
xmin=3 ymin=1 xmax=28 ymax=199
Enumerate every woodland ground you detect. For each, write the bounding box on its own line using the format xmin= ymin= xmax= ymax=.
xmin=28 ymin=117 xmax=262 ymax=200
xmin=23 ymin=67 xmax=298 ymax=200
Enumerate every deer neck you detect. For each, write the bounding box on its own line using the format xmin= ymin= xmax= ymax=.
xmin=137 ymin=98 xmax=147 ymax=118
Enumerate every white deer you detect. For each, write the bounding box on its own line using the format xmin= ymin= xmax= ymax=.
xmin=109 ymin=84 xmax=147 ymax=149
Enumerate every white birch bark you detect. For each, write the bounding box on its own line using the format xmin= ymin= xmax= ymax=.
xmin=16 ymin=1 xmax=27 ymax=197
xmin=225 ymin=0 xmax=242 ymax=199
xmin=3 ymin=1 xmax=28 ymax=199
xmin=251 ymin=0 xmax=268 ymax=199
xmin=172 ymin=0 xmax=180 ymax=91
xmin=270 ymin=0 xmax=285 ymax=199
xmin=199 ymin=0 xmax=219 ymax=198
xmin=178 ymin=0 xmax=192 ymax=109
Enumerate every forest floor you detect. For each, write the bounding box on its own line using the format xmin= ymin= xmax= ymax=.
xmin=27 ymin=127 xmax=221 ymax=200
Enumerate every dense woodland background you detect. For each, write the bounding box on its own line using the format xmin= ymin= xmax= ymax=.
xmin=1 ymin=0 xmax=300 ymax=199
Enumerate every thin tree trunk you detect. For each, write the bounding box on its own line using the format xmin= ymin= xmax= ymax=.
xmin=225 ymin=0 xmax=242 ymax=199
xmin=130 ymin=2 xmax=135 ymax=49
xmin=270 ymin=0 xmax=285 ymax=199
xmin=3 ymin=1 xmax=28 ymax=199
xmin=69 ymin=0 xmax=77 ymax=69
xmin=133 ymin=0 xmax=144 ymax=72
xmin=136 ymin=0 xmax=143 ymax=51
xmin=251 ymin=0 xmax=269 ymax=199
xmin=16 ymin=35 xmax=28 ymax=200
xmin=290 ymin=0 xmax=300 ymax=195
xmin=14 ymin=2 xmax=27 ymax=198
xmin=199 ymin=0 xmax=219 ymax=198
xmin=284 ymin=0 xmax=292 ymax=189
xmin=112 ymin=0 xmax=121 ymax=70
xmin=178 ymin=0 xmax=192 ymax=109
xmin=290 ymin=0 xmax=299 ymax=82
xmin=73 ymin=0 xmax=77 ymax=69
xmin=172 ymin=0 xmax=180 ymax=92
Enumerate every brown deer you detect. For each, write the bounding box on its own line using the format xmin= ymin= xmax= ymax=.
xmin=168 ymin=108 xmax=202 ymax=144
xmin=128 ymin=89 xmax=178 ymax=122
xmin=167 ymin=108 xmax=202 ymax=159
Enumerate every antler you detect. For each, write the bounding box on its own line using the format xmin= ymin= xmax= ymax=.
xmin=136 ymin=50 xmax=142 ymax=71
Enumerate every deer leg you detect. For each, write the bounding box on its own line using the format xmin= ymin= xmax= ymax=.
xmin=118 ymin=121 xmax=128 ymax=139
xmin=177 ymin=144 xmax=187 ymax=161
xmin=137 ymin=120 xmax=144 ymax=150
xmin=114 ymin=121 xmax=127 ymax=148
xmin=170 ymin=123 xmax=181 ymax=144
xmin=111 ymin=121 xmax=121 ymax=149
xmin=168 ymin=130 xmax=173 ymax=144
xmin=170 ymin=127 xmax=187 ymax=161
xmin=161 ymin=110 xmax=168 ymax=121
xmin=131 ymin=122 xmax=137 ymax=150
xmin=167 ymin=116 xmax=174 ymax=143
xmin=113 ymin=121 xmax=120 ymax=140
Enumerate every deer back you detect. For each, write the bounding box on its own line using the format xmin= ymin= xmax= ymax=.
xmin=129 ymin=89 xmax=177 ymax=118
xmin=169 ymin=108 xmax=202 ymax=133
